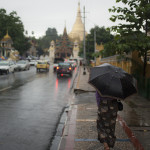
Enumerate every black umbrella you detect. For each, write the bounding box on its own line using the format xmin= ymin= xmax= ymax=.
xmin=88 ymin=63 xmax=137 ymax=100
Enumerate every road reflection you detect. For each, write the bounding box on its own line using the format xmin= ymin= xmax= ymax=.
xmin=55 ymin=78 xmax=58 ymax=93
xmin=68 ymin=79 xmax=71 ymax=89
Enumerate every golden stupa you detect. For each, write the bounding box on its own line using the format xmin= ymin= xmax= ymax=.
xmin=69 ymin=2 xmax=85 ymax=41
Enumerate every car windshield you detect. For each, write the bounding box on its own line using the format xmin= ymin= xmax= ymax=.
xmin=17 ymin=61 xmax=26 ymax=64
xmin=66 ymin=61 xmax=75 ymax=64
xmin=0 ymin=61 xmax=9 ymax=66
xmin=58 ymin=63 xmax=70 ymax=68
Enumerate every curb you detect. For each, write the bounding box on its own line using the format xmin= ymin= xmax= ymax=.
xmin=73 ymin=66 xmax=81 ymax=92
xmin=58 ymin=105 xmax=77 ymax=150
xmin=64 ymin=105 xmax=77 ymax=150
xmin=118 ymin=115 xmax=144 ymax=150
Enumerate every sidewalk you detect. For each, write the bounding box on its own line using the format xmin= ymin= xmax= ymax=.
xmin=58 ymin=66 xmax=149 ymax=150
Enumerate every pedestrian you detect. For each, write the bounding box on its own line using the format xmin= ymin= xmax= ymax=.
xmin=95 ymin=90 xmax=118 ymax=150
xmin=80 ymin=60 xmax=82 ymax=66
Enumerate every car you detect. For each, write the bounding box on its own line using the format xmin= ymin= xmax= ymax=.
xmin=53 ymin=58 xmax=64 ymax=72
xmin=17 ymin=60 xmax=30 ymax=71
xmin=65 ymin=60 xmax=77 ymax=69
xmin=53 ymin=63 xmax=58 ymax=72
xmin=0 ymin=60 xmax=15 ymax=74
xmin=36 ymin=60 xmax=50 ymax=72
xmin=29 ymin=60 xmax=37 ymax=66
xmin=56 ymin=62 xmax=73 ymax=77
xmin=12 ymin=61 xmax=20 ymax=71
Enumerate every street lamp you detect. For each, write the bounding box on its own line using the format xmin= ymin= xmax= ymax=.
xmin=94 ymin=28 xmax=96 ymax=66
xmin=83 ymin=6 xmax=86 ymax=75
xmin=147 ymin=27 xmax=150 ymax=64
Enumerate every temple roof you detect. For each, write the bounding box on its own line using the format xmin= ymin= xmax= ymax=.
xmin=1 ymin=31 xmax=12 ymax=43
xmin=4 ymin=32 xmax=11 ymax=39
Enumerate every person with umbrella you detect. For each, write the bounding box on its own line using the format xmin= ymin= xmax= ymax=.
xmin=89 ymin=63 xmax=137 ymax=150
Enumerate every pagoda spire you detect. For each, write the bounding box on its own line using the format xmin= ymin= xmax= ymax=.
xmin=63 ymin=22 xmax=67 ymax=35
xmin=4 ymin=30 xmax=11 ymax=39
xmin=74 ymin=2 xmax=83 ymax=28
xmin=69 ymin=2 xmax=85 ymax=41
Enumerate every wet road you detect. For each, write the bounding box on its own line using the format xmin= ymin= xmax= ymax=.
xmin=0 ymin=66 xmax=76 ymax=150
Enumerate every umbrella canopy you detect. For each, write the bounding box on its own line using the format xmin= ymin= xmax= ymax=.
xmin=88 ymin=63 xmax=137 ymax=100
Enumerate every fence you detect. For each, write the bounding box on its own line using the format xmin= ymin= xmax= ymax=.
xmin=94 ymin=55 xmax=150 ymax=100
xmin=134 ymin=74 xmax=150 ymax=100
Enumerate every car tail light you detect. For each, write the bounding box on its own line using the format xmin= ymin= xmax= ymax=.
xmin=69 ymin=67 xmax=72 ymax=70
xmin=57 ymin=67 xmax=59 ymax=70
xmin=61 ymin=74 xmax=63 ymax=76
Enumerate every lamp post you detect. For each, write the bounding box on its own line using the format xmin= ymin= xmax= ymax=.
xmin=94 ymin=27 xmax=96 ymax=66
xmin=147 ymin=27 xmax=150 ymax=64
xmin=83 ymin=6 xmax=86 ymax=75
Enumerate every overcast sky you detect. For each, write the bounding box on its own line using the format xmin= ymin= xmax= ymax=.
xmin=0 ymin=0 xmax=124 ymax=38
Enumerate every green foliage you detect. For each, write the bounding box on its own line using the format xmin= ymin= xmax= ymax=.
xmin=37 ymin=28 xmax=60 ymax=50
xmin=0 ymin=9 xmax=31 ymax=54
xmin=79 ymin=26 xmax=114 ymax=61
xmin=109 ymin=0 xmax=150 ymax=76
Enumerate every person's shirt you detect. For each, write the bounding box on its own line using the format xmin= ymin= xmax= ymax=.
xmin=95 ymin=91 xmax=115 ymax=106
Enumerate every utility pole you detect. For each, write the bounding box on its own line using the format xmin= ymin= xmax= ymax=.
xmin=94 ymin=27 xmax=96 ymax=66
xmin=83 ymin=6 xmax=86 ymax=75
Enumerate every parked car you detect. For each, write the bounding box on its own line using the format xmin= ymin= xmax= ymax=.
xmin=0 ymin=60 xmax=15 ymax=74
xmin=17 ymin=60 xmax=30 ymax=71
xmin=12 ymin=61 xmax=20 ymax=71
xmin=36 ymin=60 xmax=50 ymax=72
xmin=56 ymin=62 xmax=73 ymax=77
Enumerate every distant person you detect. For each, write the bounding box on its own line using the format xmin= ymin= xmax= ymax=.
xmin=95 ymin=90 xmax=118 ymax=150
xmin=80 ymin=60 xmax=82 ymax=66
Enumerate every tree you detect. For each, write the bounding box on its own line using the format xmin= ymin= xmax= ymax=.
xmin=0 ymin=9 xmax=31 ymax=55
xmin=108 ymin=0 xmax=150 ymax=77
xmin=79 ymin=26 xmax=114 ymax=62
xmin=37 ymin=28 xmax=60 ymax=51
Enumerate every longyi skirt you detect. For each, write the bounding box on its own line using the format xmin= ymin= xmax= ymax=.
xmin=97 ymin=99 xmax=118 ymax=148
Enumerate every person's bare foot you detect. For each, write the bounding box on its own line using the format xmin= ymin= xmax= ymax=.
xmin=104 ymin=142 xmax=110 ymax=150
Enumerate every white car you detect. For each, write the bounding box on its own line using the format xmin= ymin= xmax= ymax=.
xmin=17 ymin=60 xmax=30 ymax=71
xmin=0 ymin=60 xmax=15 ymax=74
xmin=29 ymin=60 xmax=37 ymax=66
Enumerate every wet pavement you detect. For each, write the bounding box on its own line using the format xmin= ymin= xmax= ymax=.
xmin=0 ymin=66 xmax=77 ymax=150
xmin=58 ymin=66 xmax=150 ymax=150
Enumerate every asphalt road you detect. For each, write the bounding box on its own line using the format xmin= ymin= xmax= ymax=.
xmin=0 ymin=66 xmax=77 ymax=150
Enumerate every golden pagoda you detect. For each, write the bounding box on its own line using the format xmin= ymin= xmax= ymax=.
xmin=69 ymin=2 xmax=85 ymax=41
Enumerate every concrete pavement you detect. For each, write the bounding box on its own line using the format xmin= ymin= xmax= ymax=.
xmin=58 ymin=66 xmax=149 ymax=150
